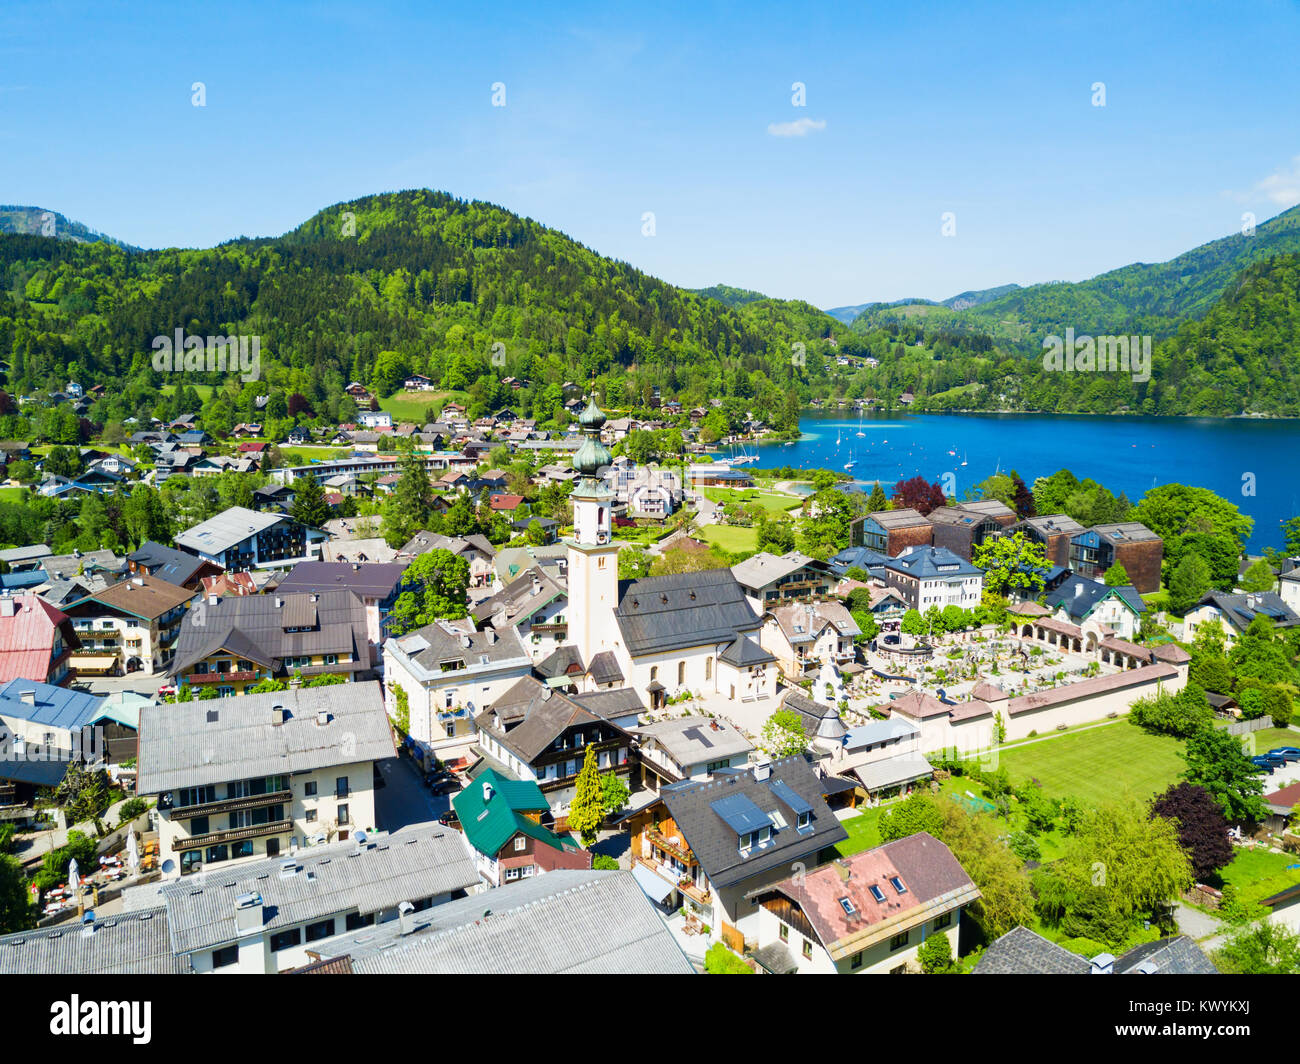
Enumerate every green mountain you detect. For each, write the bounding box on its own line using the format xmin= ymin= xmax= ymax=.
xmin=853 ymin=205 xmax=1300 ymax=344
xmin=0 ymin=189 xmax=838 ymax=430
xmin=0 ymin=206 xmax=138 ymax=251
xmin=692 ymin=283 xmax=770 ymax=308
xmin=828 ymin=284 xmax=1021 ymax=325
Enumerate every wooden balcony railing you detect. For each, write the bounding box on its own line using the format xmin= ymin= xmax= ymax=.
xmin=172 ymin=789 xmax=292 ymax=821
xmin=179 ymin=819 xmax=291 ymax=851
xmin=186 ymin=670 xmax=258 ymax=685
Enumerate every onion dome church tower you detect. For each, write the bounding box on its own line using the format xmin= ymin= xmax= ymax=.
xmin=565 ymin=395 xmax=620 ymax=668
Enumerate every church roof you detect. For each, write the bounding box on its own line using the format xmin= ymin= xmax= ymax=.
xmin=613 ymin=569 xmax=762 ymax=657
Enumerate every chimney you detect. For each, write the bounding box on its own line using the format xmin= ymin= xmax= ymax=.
xmin=272 ymin=704 xmax=288 ymax=725
xmin=207 ymin=594 xmax=219 ymax=607
xmin=398 ymin=900 xmax=416 ymax=935
xmin=753 ymin=757 xmax=771 ymax=782
xmin=486 ymin=629 xmax=497 ymax=645
xmin=278 ymin=858 xmax=298 ymax=880
xmin=234 ymin=892 xmax=263 ymax=934
xmin=482 ymin=780 xmax=495 ymax=803
xmin=1074 ymin=582 xmax=1084 ymax=598
xmin=275 ymin=597 xmax=283 ymax=608
xmin=132 ymin=577 xmax=144 ymax=586
xmin=19 ymin=688 xmax=35 ymax=706
xmin=81 ymin=910 xmax=96 ymax=938
xmin=1090 ymin=953 xmax=1115 ymax=975
xmin=315 ymin=710 xmax=330 ymax=727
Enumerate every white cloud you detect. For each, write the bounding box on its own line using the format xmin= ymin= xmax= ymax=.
xmin=767 ymin=117 xmax=826 ymax=138
xmin=1248 ymin=156 xmax=1300 ymax=207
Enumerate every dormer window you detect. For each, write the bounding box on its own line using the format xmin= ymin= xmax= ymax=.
xmin=797 ymin=811 xmax=811 ymax=830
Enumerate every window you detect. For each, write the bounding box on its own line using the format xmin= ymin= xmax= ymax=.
xmin=934 ymin=912 xmax=952 ymax=930
xmin=212 ymin=945 xmax=239 ymax=969
xmin=889 ymin=930 xmax=909 ymax=951
xmin=305 ymin=809 xmax=317 ymax=823
xmin=345 ymin=911 xmax=375 ymax=932
xmin=189 ymin=816 xmax=210 ymax=836
xmin=850 ymin=951 xmax=863 ymax=970
xmin=337 ymin=804 xmax=349 ymax=825
xmin=797 ymin=811 xmax=811 ymax=830
xmin=180 ymin=850 xmax=203 ymax=875
xmin=705 ymin=656 xmax=713 ymax=681
xmin=269 ymin=928 xmax=302 ymax=953
xmin=677 ymin=661 xmax=685 ymax=685
xmin=205 ymin=845 xmax=229 ymax=864
xmin=869 ymin=884 xmax=886 ymax=903
xmin=324 ymin=654 xmax=337 ymax=665
xmin=304 ymin=781 xmax=317 ymax=797
xmin=890 ymin=876 xmax=907 ymax=895
xmin=514 ymin=836 xmax=527 ymax=852
xmin=305 ymin=918 xmax=336 ymax=943
xmin=230 ymin=840 xmax=254 ymax=859
xmin=802 ymin=940 xmax=813 ymax=959
xmin=838 ymin=897 xmax=856 ymax=916
xmin=335 ymin=776 xmax=349 ymax=799
xmin=779 ymin=923 xmax=788 ymax=942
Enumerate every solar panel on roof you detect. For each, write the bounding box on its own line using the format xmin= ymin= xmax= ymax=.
xmin=710 ymin=793 xmax=769 ymax=835
xmin=681 ymin=727 xmax=713 ymax=749
xmin=768 ymin=779 xmax=813 ymax=816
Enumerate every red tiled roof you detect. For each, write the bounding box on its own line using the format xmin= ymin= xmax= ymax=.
xmin=0 ymin=594 xmax=77 ymax=684
xmin=889 ymin=691 xmax=950 ymax=720
xmin=490 ymin=494 xmax=525 ymax=511
xmin=1264 ymin=782 xmax=1300 ymax=811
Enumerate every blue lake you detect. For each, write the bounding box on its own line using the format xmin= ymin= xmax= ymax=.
xmin=744 ymin=411 xmax=1300 ymax=551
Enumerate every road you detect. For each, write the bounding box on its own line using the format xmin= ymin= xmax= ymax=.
xmin=373 ymin=756 xmax=455 ymax=831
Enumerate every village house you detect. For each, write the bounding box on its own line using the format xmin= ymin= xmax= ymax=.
xmin=850 ymin=509 xmax=935 ymax=556
xmin=62 ymin=573 xmax=195 ymax=676
xmin=1045 ymin=575 xmax=1146 ymax=639
xmin=624 ymin=756 xmax=848 ymax=952
xmin=126 ymin=540 xmax=225 ymax=590
xmin=1006 ymin=513 xmax=1085 ymax=568
xmin=882 ymin=545 xmax=984 ymax=612
xmin=1068 ymin=521 xmax=1163 ymax=594
xmin=170 ymin=589 xmax=372 ymax=696
xmin=174 ymin=506 xmax=329 ymax=571
xmin=630 ymin=715 xmax=753 ymax=795
xmin=452 ymin=771 xmax=591 ymax=887
xmin=749 ymin=832 xmax=979 ymax=974
xmin=0 ymin=592 xmax=80 ymax=686
xmin=274 ymin=561 xmax=406 ymax=650
xmin=137 ymin=682 xmax=396 ymax=880
xmin=760 ymin=600 xmax=860 ymax=679
xmin=732 ymin=551 xmax=837 ymax=611
xmin=1183 ymin=590 xmax=1300 ymax=645
xmin=926 ymin=499 xmax=1016 ymax=562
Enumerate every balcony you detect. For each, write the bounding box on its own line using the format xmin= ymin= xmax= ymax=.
xmin=645 ymin=828 xmax=695 ymax=866
xmin=632 ymin=854 xmax=711 ymax=907
xmin=179 ymin=819 xmax=290 ymax=850
xmin=187 ymin=670 xmax=258 ymax=685
xmin=172 ymin=789 xmax=292 ymax=821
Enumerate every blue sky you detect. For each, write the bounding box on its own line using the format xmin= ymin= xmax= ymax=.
xmin=2 ymin=0 xmax=1299 ymax=308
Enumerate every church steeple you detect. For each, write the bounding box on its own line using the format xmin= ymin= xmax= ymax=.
xmin=565 ymin=391 xmax=619 ymax=669
xmin=572 ymin=395 xmax=612 ymax=483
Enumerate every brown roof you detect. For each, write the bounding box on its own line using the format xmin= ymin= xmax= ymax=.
xmin=866 ymin=508 xmax=931 ymax=530
xmin=76 ymin=574 xmax=194 ymax=620
xmin=1098 ymin=635 xmax=1149 ymax=659
xmin=949 ymin=699 xmax=993 ymax=722
xmin=1264 ymin=782 xmax=1300 ymax=811
xmin=889 ymin=691 xmax=950 ymax=720
xmin=970 ymin=681 xmax=1007 ymax=703
xmin=1152 ymin=643 xmax=1191 ymax=664
xmin=1008 ymin=663 xmax=1177 ymax=715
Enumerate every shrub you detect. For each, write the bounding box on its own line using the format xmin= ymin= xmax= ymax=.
xmin=591 ymin=854 xmax=619 ymax=870
xmin=917 ymin=931 xmax=955 ymax=973
xmin=1008 ymin=831 xmax=1041 ymax=862
xmin=115 ymin=797 xmax=147 ymax=825
xmin=704 ymin=942 xmax=753 ymax=974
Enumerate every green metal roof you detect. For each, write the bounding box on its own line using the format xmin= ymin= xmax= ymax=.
xmin=452 ymin=768 xmax=575 ymax=857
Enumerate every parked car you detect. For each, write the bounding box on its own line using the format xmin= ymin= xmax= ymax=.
xmin=157 ymin=683 xmax=177 ymax=698
xmin=429 ymin=779 xmax=461 ymax=796
xmin=438 ymin=809 xmax=460 ymax=827
xmin=1268 ymin=748 xmax=1300 ymax=763
xmin=1250 ymin=755 xmax=1280 ymax=774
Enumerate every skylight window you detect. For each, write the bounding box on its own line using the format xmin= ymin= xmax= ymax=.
xmin=839 ymin=897 xmax=856 ymax=916
xmin=869 ymin=884 xmax=886 ymax=903
xmin=768 ymin=809 xmax=787 ymax=830
xmin=890 ymin=876 xmax=907 ymax=895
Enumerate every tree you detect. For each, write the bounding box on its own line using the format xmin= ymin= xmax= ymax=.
xmin=879 ymin=793 xmax=944 ymax=842
xmin=1240 ymin=558 xmax=1276 ymax=594
xmin=891 ymin=475 xmax=946 ymax=516
xmin=381 ymin=449 xmax=434 ymax=547
xmin=917 ymin=930 xmax=955 ymax=973
xmin=388 ymin=549 xmax=470 ymax=632
xmin=865 ymin=482 xmax=888 ymax=512
xmin=1167 ymin=551 xmax=1211 ymax=615
xmin=1009 ymin=471 xmax=1036 ymax=519
xmin=568 ymin=747 xmax=605 ymax=846
xmin=390 ymin=682 xmax=410 ymax=735
xmin=600 ymin=772 xmax=630 ymax=817
xmin=1128 ymin=683 xmax=1213 ymax=738
xmin=936 ymin=798 xmax=1033 ymax=938
xmin=523 ymin=519 xmax=548 ymax=546
xmin=1180 ymin=728 xmax=1266 ymax=823
xmin=44 ymin=445 xmax=81 ymax=478
xmin=1103 ymin=562 xmax=1129 ymax=586
xmin=0 ymin=854 xmax=32 ymax=934
xmin=1033 ymin=801 xmax=1192 ymax=946
xmin=900 ymin=608 xmax=926 ymax=636
xmin=54 ymin=762 xmax=110 ymax=826
xmin=1214 ymin=922 xmax=1300 ymax=975
xmin=972 ymin=531 xmax=1048 ymax=598
xmin=1150 ymin=783 xmax=1234 ymax=882
xmin=704 ymin=942 xmax=753 ymax=974
xmin=759 ymin=708 xmax=808 ymax=758
xmin=290 ymin=476 xmax=331 ymax=529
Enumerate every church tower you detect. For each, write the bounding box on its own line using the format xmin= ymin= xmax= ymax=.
xmin=565 ymin=395 xmax=620 ymax=669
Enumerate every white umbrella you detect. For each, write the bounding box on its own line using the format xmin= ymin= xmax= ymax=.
xmin=125 ymin=830 xmax=139 ymax=874
xmin=68 ymin=858 xmax=80 ymax=897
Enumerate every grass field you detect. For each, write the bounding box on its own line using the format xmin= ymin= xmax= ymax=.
xmin=702 ymin=487 xmax=802 ymax=513
xmin=833 ymin=808 xmax=883 ymax=857
xmin=1237 ymin=726 xmax=1300 ymax=754
xmin=279 ymin=446 xmax=351 ymax=464
xmin=0 ymin=486 xmax=26 ymax=502
xmin=997 ymin=721 xmax=1186 ymax=807
xmin=160 ymin=383 xmax=215 ymax=401
xmin=1215 ymin=848 xmax=1300 ymax=907
xmin=699 ymin=524 xmax=759 ymax=553
xmin=379 ymin=390 xmax=467 ymax=421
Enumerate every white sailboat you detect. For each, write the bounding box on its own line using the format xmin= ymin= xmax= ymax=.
xmin=855 ymin=409 xmax=865 ymax=438
xmin=960 ymin=451 xmax=967 ymax=467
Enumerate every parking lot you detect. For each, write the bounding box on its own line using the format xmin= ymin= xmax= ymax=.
xmin=373 ymin=755 xmax=460 ymax=832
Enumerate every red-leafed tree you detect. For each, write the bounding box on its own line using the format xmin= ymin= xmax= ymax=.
xmin=1150 ymin=782 xmax=1234 ymax=882
xmin=1010 ymin=470 xmax=1037 ymax=519
xmin=287 ymin=393 xmax=314 ymax=418
xmin=891 ymin=476 xmax=947 ymax=516
xmin=0 ymin=391 xmax=13 ymax=416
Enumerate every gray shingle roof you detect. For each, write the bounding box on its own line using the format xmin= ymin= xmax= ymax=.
xmin=274 ymin=561 xmax=407 ymax=600
xmin=635 ymin=716 xmax=753 ymax=766
xmin=1046 ymin=576 xmax=1146 ymax=621
xmin=614 ymin=569 xmax=761 ymax=657
xmin=476 ymin=677 xmax=610 ymax=763
xmin=1112 ymin=936 xmax=1218 ymax=974
xmin=0 ymin=908 xmax=189 ymax=975
xmin=136 ymin=681 xmax=395 ymax=794
xmin=170 ymin=588 xmax=370 ymax=676
xmin=972 ymin=926 xmax=1091 ymax=974
xmin=174 ymin=506 xmax=291 ymax=554
xmin=156 ymin=822 xmax=479 ymax=955
xmin=570 ymin=686 xmax=642 ymax=721
xmin=660 ymin=756 xmax=847 ymax=889
xmin=339 ymin=870 xmax=694 ymax=974
xmin=126 ymin=540 xmax=214 ymax=586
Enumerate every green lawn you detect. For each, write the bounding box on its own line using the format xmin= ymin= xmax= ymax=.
xmin=1215 ymin=848 xmax=1300 ymax=907
xmin=379 ymin=390 xmax=467 ymax=421
xmin=160 ymin=383 xmax=215 ymax=401
xmin=833 ymin=808 xmax=883 ymax=857
xmin=699 ymin=524 xmax=759 ymax=553
xmin=1237 ymin=726 xmax=1300 ymax=754
xmin=702 ymin=487 xmax=802 ymax=514
xmin=997 ymin=721 xmax=1186 ymax=807
xmin=279 ymin=446 xmax=352 ymax=464
xmin=0 ymin=486 xmax=26 ymax=502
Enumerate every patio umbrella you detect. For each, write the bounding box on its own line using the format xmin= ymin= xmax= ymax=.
xmin=68 ymin=858 xmax=80 ymax=898
xmin=125 ymin=829 xmax=139 ymax=874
